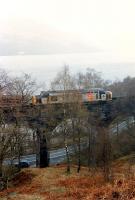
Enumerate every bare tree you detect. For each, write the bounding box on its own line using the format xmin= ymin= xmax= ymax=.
xmin=51 ymin=65 xmax=75 ymax=91
xmin=0 ymin=69 xmax=11 ymax=94
xmin=7 ymin=73 xmax=38 ymax=106
xmin=50 ymin=66 xmax=76 ymax=173
xmin=86 ymin=115 xmax=97 ymax=172
xmin=75 ymin=68 xmax=107 ymax=90
xmin=3 ymin=73 xmax=42 ymax=168
xmin=96 ymin=126 xmax=112 ymax=182
xmin=0 ymin=112 xmax=17 ymax=177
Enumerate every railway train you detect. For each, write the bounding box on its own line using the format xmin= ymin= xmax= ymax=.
xmin=32 ymin=88 xmax=112 ymax=105
xmin=0 ymin=89 xmax=112 ymax=107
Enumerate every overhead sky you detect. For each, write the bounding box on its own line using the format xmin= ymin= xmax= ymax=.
xmin=0 ymin=0 xmax=135 ymax=83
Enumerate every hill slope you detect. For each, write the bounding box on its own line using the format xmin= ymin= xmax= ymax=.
xmin=0 ymin=164 xmax=135 ymax=200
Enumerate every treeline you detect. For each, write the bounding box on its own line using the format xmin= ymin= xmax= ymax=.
xmin=0 ymin=69 xmax=38 ymax=189
xmin=49 ymin=66 xmax=135 ymax=181
xmin=0 ymin=66 xmax=135 ymax=189
xmin=109 ymin=76 xmax=135 ymax=97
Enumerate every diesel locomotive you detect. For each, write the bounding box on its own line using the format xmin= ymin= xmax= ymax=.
xmin=32 ymin=88 xmax=112 ymax=105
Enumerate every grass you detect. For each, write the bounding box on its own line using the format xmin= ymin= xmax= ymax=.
xmin=1 ymin=159 xmax=135 ymax=199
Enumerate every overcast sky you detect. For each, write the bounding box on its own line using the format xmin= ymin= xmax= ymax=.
xmin=0 ymin=0 xmax=135 ymax=84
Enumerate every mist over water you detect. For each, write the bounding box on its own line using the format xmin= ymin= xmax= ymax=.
xmin=0 ymin=54 xmax=135 ymax=88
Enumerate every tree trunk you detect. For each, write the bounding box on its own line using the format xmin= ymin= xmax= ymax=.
xmin=18 ymin=151 xmax=21 ymax=171
xmin=116 ymin=121 xmax=119 ymax=137
xmin=88 ymin=126 xmax=96 ymax=171
xmin=65 ymin=144 xmax=70 ymax=174
xmin=88 ymin=126 xmax=91 ymax=171
xmin=77 ymin=130 xmax=81 ymax=173
xmin=101 ymin=128 xmax=112 ymax=182
xmin=0 ymin=160 xmax=3 ymax=177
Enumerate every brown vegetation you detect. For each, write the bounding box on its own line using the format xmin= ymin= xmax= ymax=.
xmin=1 ymin=162 xmax=135 ymax=200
